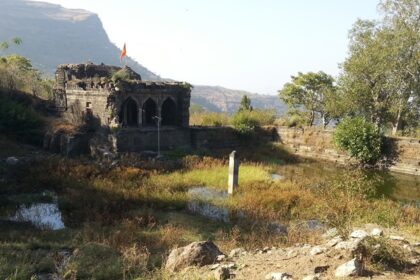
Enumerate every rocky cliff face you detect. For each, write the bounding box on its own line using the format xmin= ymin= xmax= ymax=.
xmin=0 ymin=0 xmax=160 ymax=80
xmin=0 ymin=0 xmax=285 ymax=114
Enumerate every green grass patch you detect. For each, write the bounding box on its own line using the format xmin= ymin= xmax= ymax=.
xmin=147 ymin=165 xmax=271 ymax=190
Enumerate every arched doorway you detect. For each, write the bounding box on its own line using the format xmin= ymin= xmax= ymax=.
xmin=142 ymin=98 xmax=157 ymax=126
xmin=120 ymin=98 xmax=138 ymax=127
xmin=161 ymin=98 xmax=177 ymax=126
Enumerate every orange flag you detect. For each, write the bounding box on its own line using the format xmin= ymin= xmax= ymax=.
xmin=120 ymin=43 xmax=127 ymax=62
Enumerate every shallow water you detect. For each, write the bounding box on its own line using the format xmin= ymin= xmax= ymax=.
xmin=187 ymin=187 xmax=230 ymax=222
xmin=2 ymin=192 xmax=65 ymax=230
xmin=186 ymin=159 xmax=420 ymax=223
xmin=10 ymin=202 xmax=65 ymax=230
xmin=272 ymin=160 xmax=420 ymax=202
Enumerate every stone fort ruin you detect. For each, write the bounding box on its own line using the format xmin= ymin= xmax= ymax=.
xmin=53 ymin=63 xmax=193 ymax=152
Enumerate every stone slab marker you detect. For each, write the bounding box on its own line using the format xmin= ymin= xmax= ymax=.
xmin=228 ymin=151 xmax=239 ymax=195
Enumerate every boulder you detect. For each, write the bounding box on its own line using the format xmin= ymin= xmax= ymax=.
xmin=334 ymin=258 xmax=362 ymax=278
xmin=350 ymin=229 xmax=368 ymax=239
xmin=265 ymin=272 xmax=293 ymax=280
xmin=326 ymin=236 xmax=342 ymax=248
xmin=370 ymin=228 xmax=383 ymax=236
xmin=322 ymin=228 xmax=338 ymax=239
xmin=310 ymin=246 xmax=324 ymax=256
xmin=389 ymin=235 xmax=405 ymax=241
xmin=5 ymin=157 xmax=19 ymax=165
xmin=214 ymin=266 xmax=230 ymax=280
xmin=314 ymin=265 xmax=330 ymax=273
xmin=335 ymin=238 xmax=362 ymax=251
xmin=216 ymin=254 xmax=226 ymax=262
xmin=165 ymin=241 xmax=223 ymax=272
xmin=229 ymin=248 xmax=246 ymax=258
xmin=302 ymin=275 xmax=320 ymax=280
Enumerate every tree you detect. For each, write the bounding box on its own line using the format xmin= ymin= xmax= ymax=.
xmin=279 ymin=71 xmax=337 ymax=127
xmin=340 ymin=0 xmax=420 ymax=134
xmin=0 ymin=55 xmax=35 ymax=91
xmin=238 ymin=95 xmax=252 ymax=112
xmin=0 ymin=37 xmax=22 ymax=52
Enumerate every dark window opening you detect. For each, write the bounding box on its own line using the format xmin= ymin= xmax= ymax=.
xmin=161 ymin=98 xmax=177 ymax=126
xmin=142 ymin=98 xmax=157 ymax=127
xmin=119 ymin=98 xmax=138 ymax=127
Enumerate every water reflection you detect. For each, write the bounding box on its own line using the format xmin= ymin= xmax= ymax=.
xmin=187 ymin=187 xmax=230 ymax=222
xmin=2 ymin=192 xmax=65 ymax=230
xmin=272 ymin=160 xmax=420 ymax=202
xmin=10 ymin=202 xmax=65 ymax=230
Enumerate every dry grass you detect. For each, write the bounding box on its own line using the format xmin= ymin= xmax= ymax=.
xmin=1 ymin=149 xmax=419 ymax=279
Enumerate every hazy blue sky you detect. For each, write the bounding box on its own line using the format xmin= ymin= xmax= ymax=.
xmin=32 ymin=0 xmax=380 ymax=94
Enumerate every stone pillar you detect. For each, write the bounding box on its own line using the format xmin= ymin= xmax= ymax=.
xmin=138 ymin=102 xmax=142 ymax=126
xmin=228 ymin=151 xmax=239 ymax=195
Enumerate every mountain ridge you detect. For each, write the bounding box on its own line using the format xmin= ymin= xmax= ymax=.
xmin=0 ymin=0 xmax=285 ymax=114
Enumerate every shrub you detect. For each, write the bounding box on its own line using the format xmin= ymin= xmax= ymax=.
xmin=355 ymin=236 xmax=412 ymax=272
xmin=111 ymin=68 xmax=131 ymax=82
xmin=63 ymin=243 xmax=124 ymax=280
xmin=232 ymin=110 xmax=276 ymax=135
xmin=333 ymin=117 xmax=383 ymax=164
xmin=189 ymin=112 xmax=230 ymax=126
xmin=0 ymin=93 xmax=44 ymax=144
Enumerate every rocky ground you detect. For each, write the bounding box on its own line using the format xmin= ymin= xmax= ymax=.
xmin=166 ymin=225 xmax=420 ymax=280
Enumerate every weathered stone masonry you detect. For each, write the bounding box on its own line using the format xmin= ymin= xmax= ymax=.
xmin=54 ymin=63 xmax=191 ymax=129
xmin=52 ymin=63 xmax=191 ymax=152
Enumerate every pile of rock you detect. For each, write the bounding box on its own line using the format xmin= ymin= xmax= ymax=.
xmin=165 ymin=226 xmax=419 ymax=279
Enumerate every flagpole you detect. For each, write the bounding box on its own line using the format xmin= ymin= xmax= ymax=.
xmin=120 ymin=43 xmax=127 ymax=67
xmin=124 ymin=43 xmax=127 ymax=67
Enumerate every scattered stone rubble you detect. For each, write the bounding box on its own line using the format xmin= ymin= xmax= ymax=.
xmin=165 ymin=241 xmax=222 ymax=272
xmin=165 ymin=225 xmax=420 ymax=279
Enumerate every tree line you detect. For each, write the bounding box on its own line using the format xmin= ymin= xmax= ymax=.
xmin=0 ymin=38 xmax=53 ymax=99
xmin=279 ymin=0 xmax=419 ymax=136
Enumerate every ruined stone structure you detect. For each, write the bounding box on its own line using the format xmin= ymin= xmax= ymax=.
xmin=53 ymin=63 xmax=192 ymax=152
xmin=54 ymin=63 xmax=191 ymax=129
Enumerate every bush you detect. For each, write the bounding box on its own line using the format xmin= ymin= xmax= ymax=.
xmin=232 ymin=110 xmax=276 ymax=135
xmin=190 ymin=112 xmax=230 ymax=126
xmin=333 ymin=117 xmax=383 ymax=164
xmin=111 ymin=69 xmax=130 ymax=82
xmin=355 ymin=236 xmax=412 ymax=272
xmin=0 ymin=93 xmax=44 ymax=144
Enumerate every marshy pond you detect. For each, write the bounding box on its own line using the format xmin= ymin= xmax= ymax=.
xmin=186 ymin=159 xmax=419 ymax=223
xmin=0 ymin=191 xmax=65 ymax=230
xmin=1 ymin=159 xmax=419 ymax=230
xmin=271 ymin=160 xmax=420 ymax=203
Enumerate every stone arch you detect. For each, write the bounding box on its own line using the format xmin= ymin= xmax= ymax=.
xmin=161 ymin=97 xmax=177 ymax=126
xmin=142 ymin=98 xmax=157 ymax=126
xmin=119 ymin=97 xmax=139 ymax=127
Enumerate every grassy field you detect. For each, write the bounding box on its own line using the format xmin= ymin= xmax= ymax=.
xmin=0 ymin=143 xmax=419 ymax=279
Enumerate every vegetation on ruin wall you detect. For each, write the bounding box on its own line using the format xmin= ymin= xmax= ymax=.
xmin=1 ymin=145 xmax=418 ymax=279
xmin=190 ymin=109 xmax=276 ymax=128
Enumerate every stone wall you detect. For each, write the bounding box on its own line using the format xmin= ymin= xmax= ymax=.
xmin=275 ymin=126 xmax=420 ymax=176
xmin=116 ymin=127 xmax=245 ymax=152
xmin=44 ymin=130 xmax=92 ymax=157
xmin=54 ymin=63 xmax=191 ymax=128
xmin=43 ymin=123 xmax=420 ymax=176
xmin=65 ymin=89 xmax=111 ymax=126
xmin=190 ymin=127 xmax=239 ymax=149
xmin=116 ymin=127 xmax=191 ymax=152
